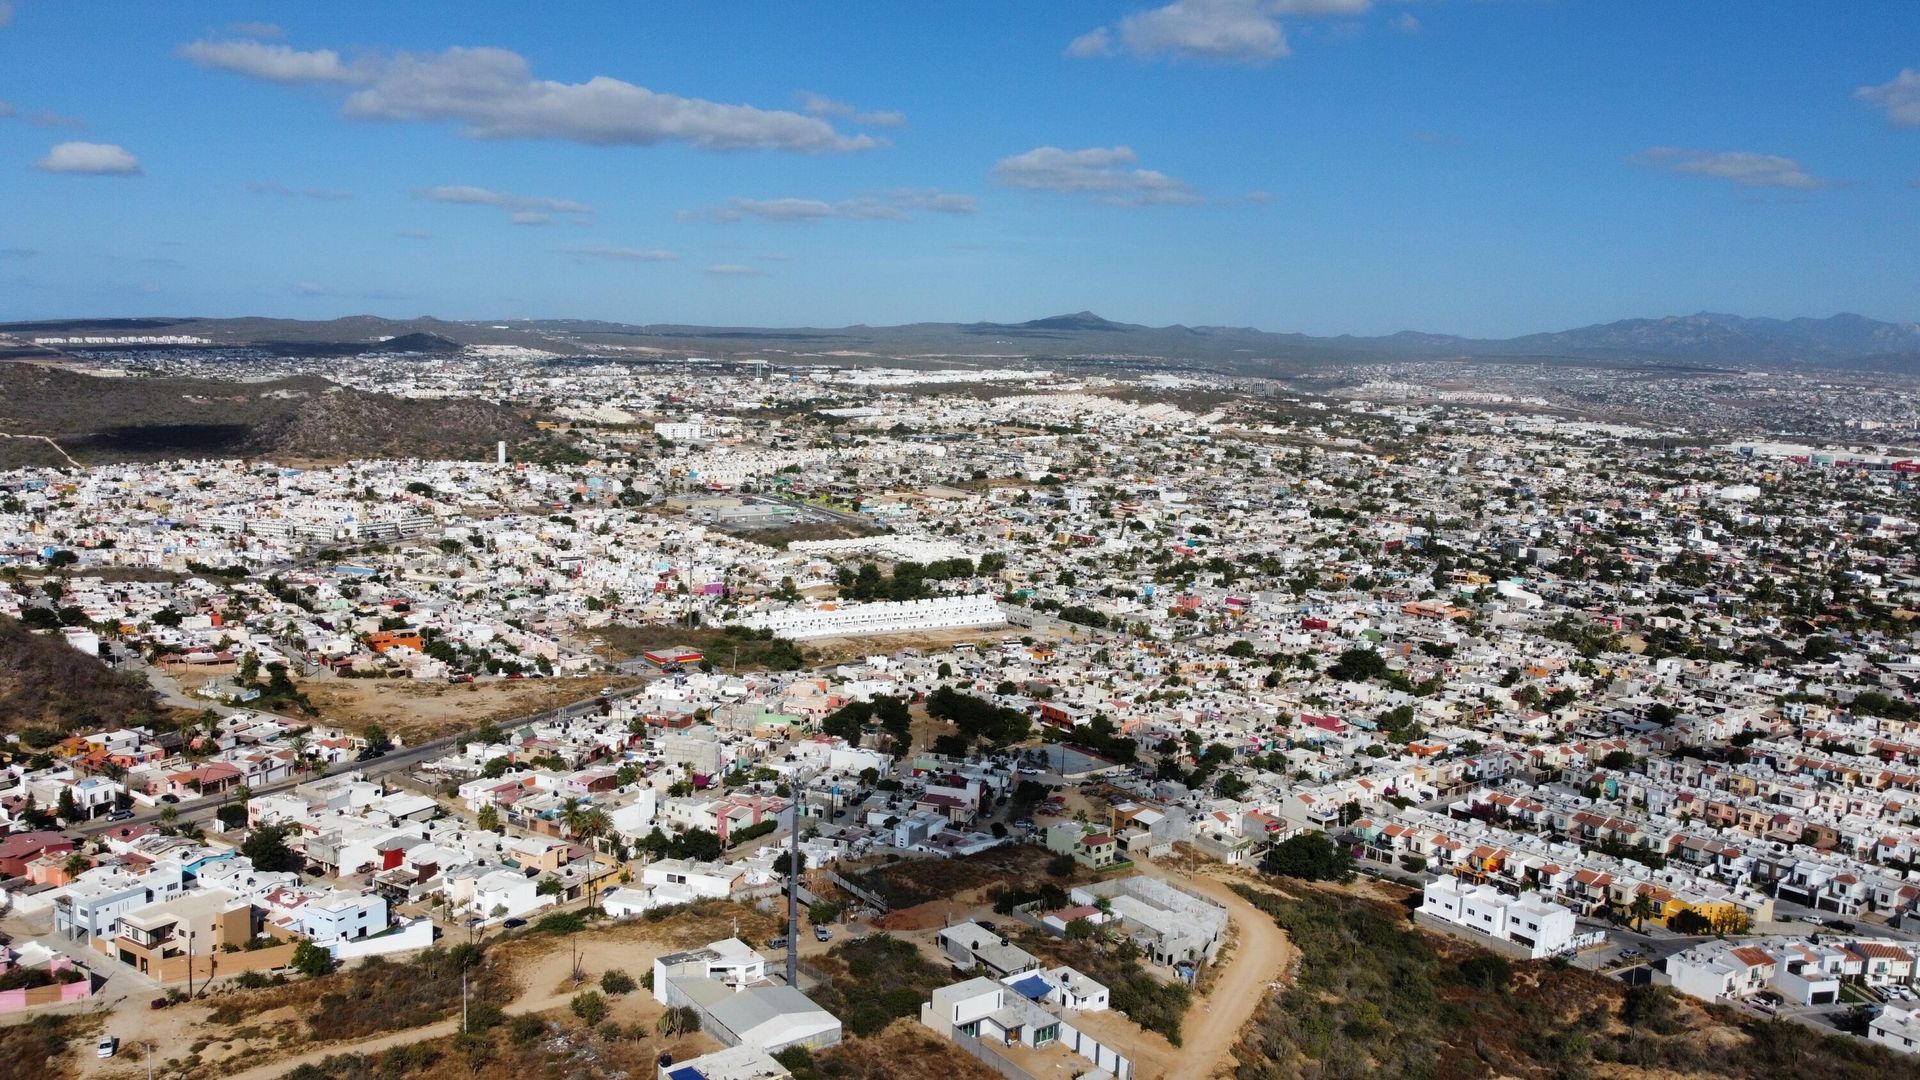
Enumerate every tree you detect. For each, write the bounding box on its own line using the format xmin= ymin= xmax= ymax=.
xmin=291 ymin=939 xmax=334 ymax=977
xmin=569 ymin=990 xmax=608 ymax=1027
xmin=1263 ymin=831 xmax=1355 ymax=883
xmin=63 ymin=852 xmax=90 ymax=878
xmin=363 ymin=724 xmax=393 ymax=754
xmin=656 ymin=1005 xmax=701 ymax=1036
xmin=1329 ymin=647 xmax=1387 ymax=682
xmin=599 ymin=969 xmax=636 ymax=995
xmin=1629 ymin=891 xmax=1657 ymax=931
xmin=56 ymin=786 xmax=81 ymax=823
xmin=242 ymin=823 xmax=299 ymax=873
xmin=477 ymin=804 xmax=501 ymax=832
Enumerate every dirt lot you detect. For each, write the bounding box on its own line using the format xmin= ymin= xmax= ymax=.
xmin=852 ymin=845 xmax=1090 ymax=917
xmin=807 ymin=624 xmax=1065 ymax=666
xmin=75 ymin=902 xmax=779 ymax=1080
xmin=299 ymin=675 xmax=644 ymax=743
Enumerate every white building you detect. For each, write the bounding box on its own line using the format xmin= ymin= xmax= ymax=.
xmin=294 ymin=891 xmax=388 ymax=944
xmin=736 ymin=594 xmax=1004 ymax=640
xmin=1871 ymin=1003 xmax=1920 ymax=1055
xmin=1419 ymin=877 xmax=1578 ymax=959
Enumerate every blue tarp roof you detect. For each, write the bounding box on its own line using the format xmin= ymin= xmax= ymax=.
xmin=1009 ymin=973 xmax=1051 ymax=1001
xmin=667 ymin=1067 xmax=705 ymax=1080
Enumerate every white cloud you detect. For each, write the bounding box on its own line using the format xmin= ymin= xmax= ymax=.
xmin=1629 ymin=147 xmax=1832 ymax=190
xmin=991 ymin=145 xmax=1198 ymax=205
xmin=1066 ymin=28 xmax=1115 ymax=58
xmin=0 ymin=101 xmax=12 ymax=118
xmin=1069 ymin=0 xmax=1373 ymax=64
xmin=797 ymin=91 xmax=905 ymax=127
xmin=562 ymin=245 xmax=677 ymax=262
xmin=706 ymin=263 xmax=765 ymax=276
xmin=36 ymin=141 xmax=142 ymax=175
xmin=1393 ymin=12 xmax=1419 ymax=34
xmin=0 ymin=3 xmax=13 ymax=29
xmin=179 ymin=39 xmax=355 ymax=83
xmin=414 ymin=184 xmax=592 ymax=222
xmin=1245 ymin=190 xmax=1275 ymax=203
xmin=686 ymin=188 xmax=975 ymax=223
xmin=1857 ymin=69 xmax=1920 ymax=127
xmin=1117 ymin=0 xmax=1290 ymax=63
xmin=249 ymin=180 xmax=351 ymax=200
xmin=182 ymin=39 xmax=877 ymax=152
xmin=227 ymin=21 xmax=285 ymax=39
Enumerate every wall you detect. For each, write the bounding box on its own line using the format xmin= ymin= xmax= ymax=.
xmin=0 ymin=977 xmax=94 ymax=1013
xmin=330 ymin=918 xmax=435 ymax=961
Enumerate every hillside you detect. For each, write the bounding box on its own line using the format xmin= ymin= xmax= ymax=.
xmin=1229 ymin=880 xmax=1914 ymax=1080
xmin=0 ymin=616 xmax=160 ymax=735
xmin=7 ymin=309 xmax=1918 ymax=371
xmin=0 ymin=364 xmax=538 ymax=466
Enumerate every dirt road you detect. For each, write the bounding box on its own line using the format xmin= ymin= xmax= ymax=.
xmin=1144 ymin=865 xmax=1297 ymax=1080
xmin=116 ymin=936 xmax=683 ymax=1080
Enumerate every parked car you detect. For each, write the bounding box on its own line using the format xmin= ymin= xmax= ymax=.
xmin=813 ymin=927 xmax=832 ymax=942
xmin=159 ymin=794 xmax=179 ymax=804
xmin=768 ymin=936 xmax=789 ymax=950
xmin=107 ymin=809 xmax=134 ymax=821
xmin=502 ymin=917 xmax=527 ymax=929
xmin=97 ymin=1037 xmax=118 ymax=1059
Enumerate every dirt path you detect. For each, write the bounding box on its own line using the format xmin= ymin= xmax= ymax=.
xmin=173 ymin=941 xmax=653 ymax=1080
xmin=1146 ymin=866 xmax=1297 ymax=1080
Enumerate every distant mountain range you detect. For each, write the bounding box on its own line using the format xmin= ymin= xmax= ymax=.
xmin=5 ymin=310 xmax=1918 ymax=372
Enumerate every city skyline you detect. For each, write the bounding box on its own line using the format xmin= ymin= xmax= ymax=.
xmin=2 ymin=1 xmax=1918 ymax=336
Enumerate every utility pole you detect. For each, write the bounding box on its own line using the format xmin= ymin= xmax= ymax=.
xmin=184 ymin=929 xmax=194 ymax=999
xmin=461 ymin=969 xmax=469 ymax=1034
xmin=785 ymin=767 xmax=812 ymax=988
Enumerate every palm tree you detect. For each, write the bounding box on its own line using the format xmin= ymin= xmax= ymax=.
xmin=581 ymin=809 xmax=613 ymax=854
xmin=560 ymin=797 xmax=587 ymax=843
xmin=1629 ymin=892 xmax=1656 ymax=932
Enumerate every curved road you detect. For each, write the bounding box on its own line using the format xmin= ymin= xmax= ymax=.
xmin=1148 ymin=865 xmax=1297 ymax=1080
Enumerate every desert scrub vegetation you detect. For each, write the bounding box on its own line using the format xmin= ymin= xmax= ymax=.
xmin=1228 ymin=882 xmax=1920 ymax=1080
xmin=0 ymin=1013 xmax=94 ymax=1080
xmin=804 ymin=934 xmax=953 ymax=1037
xmin=204 ymin=943 xmax=509 ymax=1046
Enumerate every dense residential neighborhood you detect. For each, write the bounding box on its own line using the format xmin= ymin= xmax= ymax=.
xmin=2 ymin=349 xmax=1919 ymax=1079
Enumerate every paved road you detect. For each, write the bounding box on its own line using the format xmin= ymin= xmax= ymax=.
xmin=73 ymin=681 xmax=654 ymax=836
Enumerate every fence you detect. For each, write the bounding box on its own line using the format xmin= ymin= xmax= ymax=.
xmin=824 ymin=869 xmax=891 ymax=915
xmin=1055 ymin=1017 xmax=1135 ymax=1079
xmin=951 ymin=1029 xmax=1043 ymax=1080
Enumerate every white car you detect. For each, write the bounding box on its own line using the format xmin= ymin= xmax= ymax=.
xmin=97 ymin=1036 xmax=118 ymax=1059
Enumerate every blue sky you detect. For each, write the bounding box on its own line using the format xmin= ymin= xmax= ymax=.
xmin=1 ymin=1 xmax=1916 ymax=336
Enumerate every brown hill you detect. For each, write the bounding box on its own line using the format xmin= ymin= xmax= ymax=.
xmin=0 ymin=364 xmax=537 ymax=466
xmin=0 ymin=616 xmax=160 ymax=735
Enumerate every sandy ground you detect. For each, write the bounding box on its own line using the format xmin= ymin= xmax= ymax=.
xmin=1148 ymin=864 xmax=1299 ymax=1080
xmin=804 ymin=626 xmax=1043 ymax=665
xmin=299 ymin=675 xmax=645 ymax=742
xmin=78 ymin=915 xmax=753 ymax=1080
